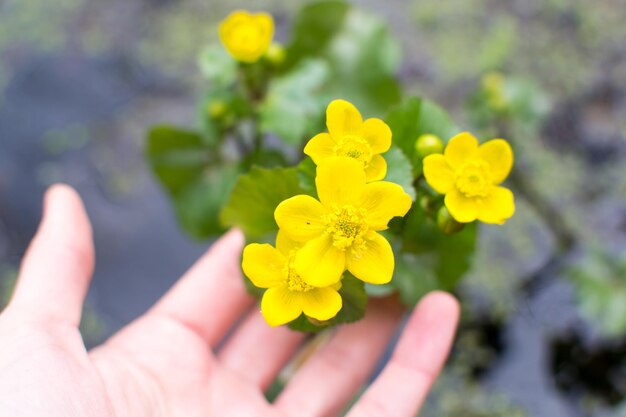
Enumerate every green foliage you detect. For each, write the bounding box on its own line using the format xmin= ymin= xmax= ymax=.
xmin=220 ymin=166 xmax=304 ymax=239
xmin=288 ymin=273 xmax=367 ymax=332
xmin=383 ymin=146 xmax=416 ymax=201
xmin=145 ymin=1 xmax=486 ymax=331
xmin=386 ymin=97 xmax=460 ymax=175
xmin=285 ymin=1 xmax=350 ymax=68
xmin=297 ymin=157 xmax=317 ymax=198
xmin=146 ymin=126 xmax=211 ymax=193
xmin=568 ymin=250 xmax=626 ymax=337
xmin=259 ymin=59 xmax=329 ymax=145
xmin=285 ymin=1 xmax=402 ymax=115
xmin=198 ymin=44 xmax=237 ymax=88
xmin=391 ymin=251 xmax=439 ymax=306
xmin=467 ymin=72 xmax=550 ymax=136
xmin=173 ymin=166 xmax=240 ymax=239
xmin=146 ymin=125 xmax=237 ymax=239
xmin=399 ymin=202 xmax=477 ymax=299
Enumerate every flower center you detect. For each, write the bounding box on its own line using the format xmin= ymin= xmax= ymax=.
xmin=455 ymin=159 xmax=492 ymax=197
xmin=333 ymin=135 xmax=372 ymax=167
xmin=285 ymin=265 xmax=314 ymax=292
xmin=323 ymin=205 xmax=368 ymax=250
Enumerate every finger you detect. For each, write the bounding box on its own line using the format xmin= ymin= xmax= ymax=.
xmin=275 ymin=297 xmax=404 ymax=417
xmin=9 ymin=184 xmax=95 ymax=326
xmin=150 ymin=229 xmax=254 ymax=347
xmin=217 ymin=309 xmax=306 ymax=391
xmin=346 ymin=291 xmax=460 ymax=417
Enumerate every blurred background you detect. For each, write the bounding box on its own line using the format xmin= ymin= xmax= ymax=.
xmin=1 ymin=0 xmax=626 ymax=416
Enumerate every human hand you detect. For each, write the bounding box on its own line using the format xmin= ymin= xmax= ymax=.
xmin=0 ymin=184 xmax=459 ymax=417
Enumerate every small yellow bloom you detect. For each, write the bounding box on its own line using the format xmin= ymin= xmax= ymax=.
xmin=242 ymin=231 xmax=342 ymax=327
xmin=218 ymin=10 xmax=274 ymax=63
xmin=423 ymin=132 xmax=515 ymax=225
xmin=275 ymin=156 xmax=412 ymax=287
xmin=304 ymin=100 xmax=392 ymax=182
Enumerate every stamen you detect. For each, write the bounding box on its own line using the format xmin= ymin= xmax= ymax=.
xmin=333 ymin=135 xmax=372 ymax=167
xmin=284 ymin=261 xmax=313 ymax=292
xmin=323 ymin=205 xmax=368 ymax=250
xmin=455 ymin=160 xmax=492 ymax=197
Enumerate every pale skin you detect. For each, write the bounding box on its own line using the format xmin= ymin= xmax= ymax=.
xmin=0 ymin=184 xmax=460 ymax=417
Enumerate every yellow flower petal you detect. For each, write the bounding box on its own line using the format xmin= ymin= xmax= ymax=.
xmin=301 ymin=287 xmax=342 ymax=321
xmin=315 ymin=156 xmax=366 ymax=207
xmin=276 ymin=230 xmax=302 ymax=256
xmin=361 ymin=118 xmax=392 ymax=154
xmin=444 ymin=132 xmax=479 ymax=169
xmin=252 ymin=12 xmax=274 ymax=40
xmin=218 ymin=11 xmax=274 ymax=63
xmin=364 ymin=154 xmax=387 ymax=182
xmin=423 ymin=153 xmax=455 ymax=194
xmin=444 ymin=188 xmax=478 ymax=223
xmin=475 ymin=186 xmax=515 ymax=224
xmin=477 ymin=139 xmax=514 ymax=185
xmin=261 ymin=286 xmax=302 ymax=327
xmin=274 ymin=195 xmax=327 ymax=242
xmin=327 ymin=99 xmax=362 ymax=138
xmin=304 ymin=133 xmax=336 ymax=165
xmin=360 ymin=182 xmax=412 ymax=230
xmin=242 ymin=243 xmax=286 ymax=288
xmin=346 ymin=232 xmax=394 ymax=284
xmin=295 ymin=234 xmax=346 ymax=287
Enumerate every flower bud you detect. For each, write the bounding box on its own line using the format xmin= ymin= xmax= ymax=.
xmin=207 ymin=100 xmax=227 ymax=119
xmin=437 ymin=206 xmax=465 ymax=234
xmin=419 ymin=194 xmax=436 ymax=214
xmin=219 ymin=11 xmax=274 ymax=63
xmin=415 ymin=134 xmax=444 ymax=158
xmin=265 ymin=42 xmax=286 ymax=66
xmin=481 ymin=71 xmax=508 ymax=112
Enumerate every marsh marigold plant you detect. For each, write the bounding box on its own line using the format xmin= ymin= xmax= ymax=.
xmin=423 ymin=132 xmax=515 ymax=224
xmin=304 ymin=99 xmax=392 ymax=182
xmin=218 ymin=10 xmax=274 ymax=63
xmin=148 ymin=3 xmax=520 ymax=331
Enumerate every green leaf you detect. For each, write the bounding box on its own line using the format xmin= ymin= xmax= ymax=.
xmin=220 ymin=166 xmax=304 ymax=238
xmin=391 ymin=252 xmax=439 ymax=306
xmin=364 ymin=282 xmax=396 ymax=297
xmin=399 ymin=202 xmax=477 ymax=294
xmin=146 ymin=126 xmax=211 ymax=194
xmin=259 ymin=59 xmax=329 ymax=145
xmin=568 ymin=250 xmax=626 ymax=337
xmin=288 ymin=273 xmax=367 ymax=332
xmin=146 ymin=125 xmax=237 ymax=239
xmin=383 ymin=146 xmax=416 ymax=201
xmin=322 ymin=9 xmax=403 ymax=115
xmin=285 ymin=2 xmax=402 ymax=115
xmin=285 ymin=1 xmax=350 ymax=68
xmin=173 ymin=165 xmax=240 ymax=239
xmin=197 ymin=44 xmax=237 ymax=88
xmin=297 ymin=157 xmax=317 ymax=198
xmin=334 ymin=273 xmax=368 ymax=324
xmin=242 ymin=149 xmax=288 ymax=169
xmin=198 ymin=88 xmax=244 ymax=146
xmin=386 ymin=97 xmax=460 ymax=174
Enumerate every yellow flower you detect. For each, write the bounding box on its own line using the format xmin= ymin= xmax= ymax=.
xmin=242 ymin=231 xmax=342 ymax=327
xmin=218 ymin=10 xmax=274 ymax=63
xmin=423 ymin=132 xmax=515 ymax=225
xmin=275 ymin=156 xmax=412 ymax=287
xmin=304 ymin=100 xmax=392 ymax=182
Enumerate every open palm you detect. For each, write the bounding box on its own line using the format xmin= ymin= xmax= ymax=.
xmin=0 ymin=185 xmax=459 ymax=417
